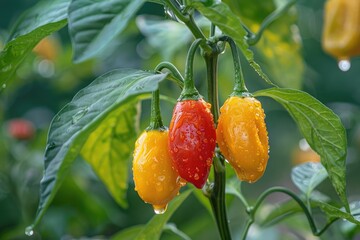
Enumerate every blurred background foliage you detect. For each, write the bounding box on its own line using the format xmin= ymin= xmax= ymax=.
xmin=1 ymin=0 xmax=360 ymax=239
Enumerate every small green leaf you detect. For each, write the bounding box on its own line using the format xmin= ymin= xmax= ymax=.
xmin=225 ymin=178 xmax=248 ymax=208
xmin=68 ymin=0 xmax=145 ymax=62
xmin=111 ymin=225 xmax=144 ymax=240
xmin=255 ymin=88 xmax=349 ymax=212
xmin=259 ymin=200 xmax=302 ymax=227
xmin=31 ymin=69 xmax=168 ymax=229
xmin=135 ymin=190 xmax=192 ymax=240
xmin=164 ymin=223 xmax=192 ymax=240
xmin=291 ymin=162 xmax=328 ymax=199
xmin=315 ymin=201 xmax=360 ymax=225
xmin=81 ymin=102 xmax=139 ymax=208
xmin=189 ymin=1 xmax=275 ymax=86
xmin=0 ymin=0 xmax=70 ymax=88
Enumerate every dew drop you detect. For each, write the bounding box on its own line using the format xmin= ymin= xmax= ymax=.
xmin=153 ymin=204 xmax=167 ymax=214
xmin=173 ymin=146 xmax=179 ymax=153
xmin=158 ymin=175 xmax=165 ymax=181
xmin=194 ymin=173 xmax=200 ymax=180
xmin=257 ymin=164 xmax=264 ymax=172
xmin=176 ymin=176 xmax=187 ymax=186
xmin=72 ymin=108 xmax=88 ymax=124
xmin=25 ymin=226 xmax=34 ymax=236
xmin=338 ymin=59 xmax=351 ymax=72
xmin=206 ymin=158 xmax=212 ymax=166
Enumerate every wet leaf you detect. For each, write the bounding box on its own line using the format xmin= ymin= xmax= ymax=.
xmin=189 ymin=1 xmax=275 ymax=86
xmin=291 ymin=162 xmax=328 ymax=199
xmin=31 ymin=69 xmax=168 ymax=229
xmin=0 ymin=0 xmax=69 ymax=88
xmin=68 ymin=0 xmax=145 ymax=62
xmin=255 ymin=88 xmax=349 ymax=212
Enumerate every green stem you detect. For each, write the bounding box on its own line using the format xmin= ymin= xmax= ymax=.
xmin=162 ymin=0 xmax=211 ymax=53
xmin=241 ymin=219 xmax=254 ymax=240
xmin=146 ymin=90 xmax=166 ymax=131
xmin=219 ymin=36 xmax=249 ymax=97
xmin=155 ymin=61 xmax=185 ymax=88
xmin=210 ymin=23 xmax=216 ymax=37
xmin=203 ymin=40 xmax=231 ymax=239
xmin=204 ymin=52 xmax=219 ymax=122
xmin=246 ymin=0 xmax=296 ymax=45
xmin=178 ymin=39 xmax=202 ymax=101
xmin=249 ymin=187 xmax=339 ymax=237
xmin=209 ymin=152 xmax=232 ymax=240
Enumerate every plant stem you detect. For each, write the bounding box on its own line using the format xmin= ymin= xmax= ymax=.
xmin=204 ymin=44 xmax=231 ymax=239
xmin=219 ymin=36 xmax=249 ymax=97
xmin=249 ymin=187 xmax=340 ymax=237
xmin=209 ymin=152 xmax=232 ymax=240
xmin=241 ymin=219 xmax=254 ymax=240
xmin=162 ymin=0 xmax=212 ymax=53
xmin=155 ymin=61 xmax=185 ymax=88
xmin=204 ymin=53 xmax=219 ymax=122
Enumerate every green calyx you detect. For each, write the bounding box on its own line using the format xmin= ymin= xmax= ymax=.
xmin=146 ymin=90 xmax=167 ymax=131
xmin=178 ymin=38 xmax=203 ymax=101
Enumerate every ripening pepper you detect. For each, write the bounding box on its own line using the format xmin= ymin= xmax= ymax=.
xmin=216 ymin=96 xmax=269 ymax=183
xmin=133 ymin=130 xmax=182 ymax=214
xmin=322 ymin=0 xmax=360 ymax=61
xmin=169 ymin=98 xmax=216 ymax=189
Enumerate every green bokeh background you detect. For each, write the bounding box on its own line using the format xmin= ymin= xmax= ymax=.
xmin=1 ymin=0 xmax=360 ymax=239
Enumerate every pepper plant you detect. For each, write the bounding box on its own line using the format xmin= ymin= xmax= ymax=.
xmin=1 ymin=0 xmax=360 ymax=239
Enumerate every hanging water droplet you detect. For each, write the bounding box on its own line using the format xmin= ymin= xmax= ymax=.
xmin=153 ymin=204 xmax=167 ymax=214
xmin=25 ymin=226 xmax=34 ymax=236
xmin=338 ymin=59 xmax=351 ymax=72
xmin=72 ymin=108 xmax=88 ymax=124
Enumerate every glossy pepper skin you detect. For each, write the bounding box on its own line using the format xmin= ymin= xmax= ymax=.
xmin=169 ymin=99 xmax=216 ymax=189
xmin=322 ymin=0 xmax=360 ymax=60
xmin=133 ymin=130 xmax=181 ymax=213
xmin=216 ymin=96 xmax=269 ymax=183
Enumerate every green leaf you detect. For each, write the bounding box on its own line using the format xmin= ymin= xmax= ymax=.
xmin=223 ymin=0 xmax=303 ymax=88
xmin=259 ymin=200 xmax=302 ymax=227
xmin=0 ymin=0 xmax=70 ymax=88
xmin=163 ymin=223 xmax=192 ymax=240
xmin=81 ymin=102 xmax=139 ymax=208
xmin=189 ymin=1 xmax=275 ymax=86
xmin=225 ymin=178 xmax=249 ymax=209
xmin=315 ymin=201 xmax=360 ymax=225
xmin=30 ymin=69 xmax=169 ymax=229
xmin=134 ymin=190 xmax=192 ymax=240
xmin=291 ymin=162 xmax=328 ymax=199
xmin=255 ymin=88 xmax=349 ymax=212
xmin=68 ymin=0 xmax=145 ymax=63
xmin=111 ymin=225 xmax=144 ymax=240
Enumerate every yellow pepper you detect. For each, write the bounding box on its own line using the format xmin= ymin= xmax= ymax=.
xmin=322 ymin=0 xmax=360 ymax=62
xmin=217 ymin=96 xmax=269 ymax=183
xmin=133 ymin=130 xmax=182 ymax=214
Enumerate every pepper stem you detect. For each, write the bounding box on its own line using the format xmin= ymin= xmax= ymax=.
xmin=146 ymin=89 xmax=166 ymax=131
xmin=219 ymin=36 xmax=251 ymax=97
xmin=178 ymin=39 xmax=203 ymax=101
